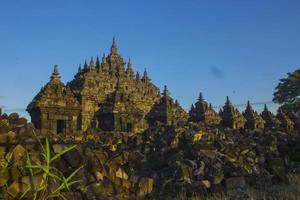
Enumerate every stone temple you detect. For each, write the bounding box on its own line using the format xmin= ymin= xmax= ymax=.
xmin=27 ymin=38 xmax=295 ymax=135
xmin=27 ymin=38 xmax=188 ymax=135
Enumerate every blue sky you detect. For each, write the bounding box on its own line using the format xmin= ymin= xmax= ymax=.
xmin=0 ymin=0 xmax=300 ymax=119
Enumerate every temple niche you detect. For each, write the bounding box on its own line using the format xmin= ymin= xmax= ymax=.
xmin=219 ymin=96 xmax=246 ymax=129
xmin=189 ymin=92 xmax=221 ymax=125
xmin=243 ymin=101 xmax=265 ymax=129
xmin=95 ymin=80 xmax=146 ymax=132
xmin=26 ymin=65 xmax=81 ymax=135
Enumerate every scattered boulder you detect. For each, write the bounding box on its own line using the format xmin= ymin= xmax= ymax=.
xmin=225 ymin=176 xmax=246 ymax=189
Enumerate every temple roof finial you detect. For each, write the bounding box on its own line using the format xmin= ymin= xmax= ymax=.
xmin=84 ymin=60 xmax=88 ymax=69
xmin=102 ymin=53 xmax=107 ymax=63
xmin=51 ymin=64 xmax=61 ymax=81
xmin=89 ymin=57 xmax=95 ymax=67
xmin=198 ymin=92 xmax=204 ymax=101
xmin=142 ymin=68 xmax=149 ymax=81
xmin=126 ymin=58 xmax=134 ymax=79
xmin=246 ymin=100 xmax=252 ymax=109
xmin=143 ymin=68 xmax=148 ymax=77
xmin=96 ymin=56 xmax=100 ymax=68
xmin=111 ymin=36 xmax=118 ymax=55
xmin=226 ymin=96 xmax=231 ymax=105
xmin=164 ymin=85 xmax=168 ymax=92
xmin=128 ymin=58 xmax=132 ymax=68
xmin=163 ymin=85 xmax=170 ymax=97
xmin=264 ymin=104 xmax=268 ymax=111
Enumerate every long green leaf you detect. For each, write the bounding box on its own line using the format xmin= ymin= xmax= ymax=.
xmin=32 ymin=130 xmax=45 ymax=154
xmin=18 ymin=186 xmax=31 ymax=200
xmin=50 ymin=145 xmax=77 ymax=163
xmin=45 ymin=137 xmax=51 ymax=165
xmin=63 ymin=177 xmax=69 ymax=191
xmin=55 ymin=166 xmax=83 ymax=192
xmin=26 ymin=164 xmax=62 ymax=182
xmin=26 ymin=152 xmax=34 ymax=178
xmin=57 ymin=180 xmax=81 ymax=193
xmin=65 ymin=165 xmax=83 ymax=182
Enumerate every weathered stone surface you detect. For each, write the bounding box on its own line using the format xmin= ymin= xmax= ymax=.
xmin=225 ymin=176 xmax=246 ymax=189
xmin=6 ymin=174 xmax=42 ymax=198
xmin=136 ymin=177 xmax=154 ymax=197
xmin=115 ymin=168 xmax=128 ymax=180
xmin=11 ymin=144 xmax=26 ymax=162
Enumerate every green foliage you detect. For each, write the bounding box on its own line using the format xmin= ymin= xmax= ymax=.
xmin=273 ymin=69 xmax=300 ymax=104
xmin=21 ymin=137 xmax=82 ymax=200
xmin=0 ymin=136 xmax=83 ymax=200
xmin=0 ymin=151 xmax=13 ymax=200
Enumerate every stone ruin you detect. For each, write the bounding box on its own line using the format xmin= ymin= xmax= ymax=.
xmin=27 ymin=38 xmax=295 ymax=135
xmin=27 ymin=38 xmax=187 ymax=135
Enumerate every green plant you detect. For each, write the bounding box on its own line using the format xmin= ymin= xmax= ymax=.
xmin=0 ymin=150 xmax=13 ymax=200
xmin=20 ymin=137 xmax=83 ymax=200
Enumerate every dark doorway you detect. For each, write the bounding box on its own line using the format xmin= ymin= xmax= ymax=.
xmin=126 ymin=123 xmax=132 ymax=132
xmin=99 ymin=114 xmax=114 ymax=131
xmin=57 ymin=120 xmax=64 ymax=134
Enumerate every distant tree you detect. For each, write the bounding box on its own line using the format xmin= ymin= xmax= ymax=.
xmin=273 ymin=69 xmax=300 ymax=104
xmin=273 ymin=69 xmax=300 ymax=128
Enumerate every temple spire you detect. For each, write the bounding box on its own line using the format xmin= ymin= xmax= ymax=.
xmin=198 ymin=92 xmax=204 ymax=101
xmin=142 ymin=68 xmax=149 ymax=82
xmin=110 ymin=36 xmax=118 ymax=55
xmin=84 ymin=60 xmax=88 ymax=69
xmin=102 ymin=53 xmax=107 ymax=63
xmin=127 ymin=58 xmax=132 ymax=68
xmin=143 ymin=68 xmax=148 ymax=77
xmin=126 ymin=58 xmax=134 ymax=79
xmin=246 ymin=100 xmax=252 ymax=111
xmin=78 ymin=64 xmax=82 ymax=73
xmin=95 ymin=56 xmax=100 ymax=69
xmin=264 ymin=104 xmax=268 ymax=111
xmin=89 ymin=57 xmax=95 ymax=67
xmin=163 ymin=85 xmax=170 ymax=97
xmin=225 ymin=96 xmax=231 ymax=105
xmin=51 ymin=64 xmax=61 ymax=81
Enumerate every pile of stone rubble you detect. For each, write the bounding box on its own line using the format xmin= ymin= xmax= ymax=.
xmin=0 ymin=112 xmax=300 ymax=199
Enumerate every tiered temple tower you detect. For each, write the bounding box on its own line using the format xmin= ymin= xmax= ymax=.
xmin=189 ymin=92 xmax=221 ymax=125
xmin=27 ymin=65 xmax=81 ymax=135
xmin=261 ymin=105 xmax=280 ymax=129
xmin=219 ymin=96 xmax=246 ymax=129
xmin=243 ymin=101 xmax=265 ymax=129
xmin=27 ymin=38 xmax=164 ymax=134
xmin=27 ymin=38 xmax=296 ymax=134
xmin=146 ymin=86 xmax=188 ymax=126
xmin=67 ymin=38 xmax=161 ymax=132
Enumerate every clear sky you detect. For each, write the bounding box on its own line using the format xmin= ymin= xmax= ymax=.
xmin=1 ymin=0 xmax=300 ymax=119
